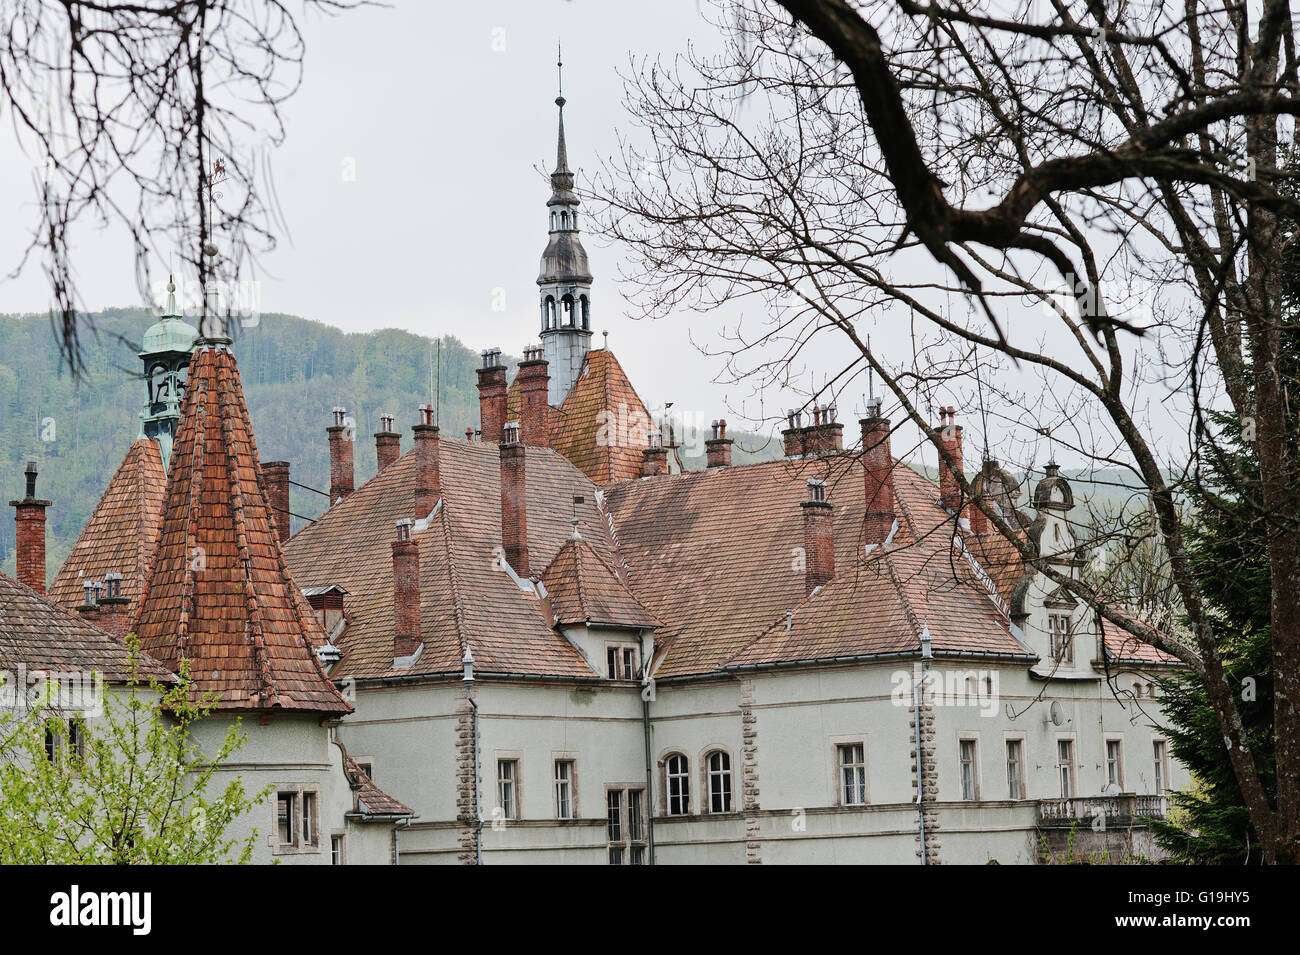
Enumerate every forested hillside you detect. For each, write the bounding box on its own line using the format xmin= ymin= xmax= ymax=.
xmin=0 ymin=308 xmax=781 ymax=582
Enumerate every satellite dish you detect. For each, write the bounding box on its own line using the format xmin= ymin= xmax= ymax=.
xmin=1049 ymin=701 xmax=1065 ymax=726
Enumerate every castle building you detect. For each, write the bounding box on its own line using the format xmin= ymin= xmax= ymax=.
xmin=32 ymin=79 xmax=1186 ymax=865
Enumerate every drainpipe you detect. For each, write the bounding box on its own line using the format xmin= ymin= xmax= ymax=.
xmin=463 ymin=647 xmax=482 ymax=865
xmin=393 ymin=815 xmax=414 ymax=865
xmin=640 ymin=631 xmax=656 ymax=864
xmin=915 ymin=628 xmax=934 ymax=864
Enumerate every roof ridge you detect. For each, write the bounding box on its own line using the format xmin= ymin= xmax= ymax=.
xmin=218 ymin=361 xmax=278 ymax=708
xmin=437 ymin=501 xmax=469 ymax=655
xmin=881 ymin=552 xmax=925 ymax=648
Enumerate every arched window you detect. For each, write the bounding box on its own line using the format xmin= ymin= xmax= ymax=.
xmin=666 ymin=754 xmax=689 ymax=816
xmin=544 ymin=296 xmax=557 ymax=330
xmin=580 ymin=295 xmax=590 ymax=330
xmin=560 ymin=210 xmax=570 ymax=230
xmin=561 ymin=294 xmax=575 ymax=327
xmin=550 ymin=211 xmax=557 ymax=231
xmin=706 ymin=751 xmax=732 ymax=813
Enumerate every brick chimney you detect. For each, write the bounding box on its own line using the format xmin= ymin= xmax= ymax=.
xmin=476 ymin=348 xmax=507 ymax=444
xmin=801 ymin=479 xmax=835 ymax=593
xmin=970 ymin=460 xmax=995 ymax=534
xmin=76 ymin=578 xmax=101 ymax=622
xmin=517 ymin=345 xmax=550 ymax=449
xmin=499 ymin=422 xmax=529 ymax=575
xmin=261 ymin=460 xmax=291 ymax=543
xmin=782 ymin=410 xmax=808 ymax=458
xmin=327 ymin=407 xmax=355 ymax=504
xmin=94 ymin=572 xmax=131 ymax=637
xmin=10 ymin=461 xmax=50 ymax=593
xmin=861 ymin=400 xmax=895 ymax=545
xmin=810 ymin=404 xmax=844 ymax=454
xmin=412 ymin=404 xmax=440 ymax=521
xmin=375 ymin=412 xmax=400 ymax=473
xmin=938 ymin=406 xmax=964 ymax=516
xmin=391 ymin=519 xmax=422 ymax=660
xmin=642 ymin=430 xmax=668 ymax=477
xmin=705 ymin=419 xmax=733 ymax=468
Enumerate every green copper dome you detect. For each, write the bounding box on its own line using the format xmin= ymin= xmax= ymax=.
xmin=139 ymin=316 xmax=199 ymax=357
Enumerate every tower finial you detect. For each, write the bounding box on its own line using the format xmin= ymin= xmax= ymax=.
xmin=557 ymin=40 xmax=564 ymax=102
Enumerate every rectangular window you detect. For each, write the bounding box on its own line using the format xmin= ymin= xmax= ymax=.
xmin=1153 ymin=740 xmax=1167 ymax=794
xmin=301 ymin=792 xmax=317 ymax=846
xmin=606 ymin=787 xmax=647 ymax=865
xmin=1057 ymin=740 xmax=1075 ymax=798
xmin=1005 ymin=739 xmax=1024 ymax=800
xmin=959 ymin=739 xmax=979 ymax=800
xmin=1049 ymin=615 xmax=1074 ymax=665
xmin=707 ymin=752 xmax=732 ymax=813
xmin=330 ymin=835 xmax=344 ymax=865
xmin=277 ymin=792 xmax=296 ymax=845
xmin=839 ymin=743 xmax=866 ymax=806
xmin=605 ymin=643 xmax=640 ymax=680
xmin=554 ymin=760 xmax=574 ymax=820
xmin=497 ymin=759 xmax=518 ymax=820
xmin=1106 ymin=739 xmax=1124 ymax=790
xmin=606 ymin=789 xmax=623 ymax=843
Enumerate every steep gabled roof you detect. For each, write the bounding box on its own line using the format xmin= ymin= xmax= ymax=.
xmin=131 ymin=343 xmax=351 ymax=715
xmin=284 ymin=439 xmax=612 ymax=681
xmin=0 ymin=570 xmax=172 ymax=684
xmin=49 ymin=438 xmax=167 ymax=616
xmin=1101 ymin=615 xmax=1182 ymax=666
xmin=602 ymin=454 xmax=1029 ymax=677
xmin=343 ymin=755 xmax=413 ymax=818
xmin=540 ymin=534 xmax=661 ymax=629
xmin=506 ymin=348 xmax=655 ymax=485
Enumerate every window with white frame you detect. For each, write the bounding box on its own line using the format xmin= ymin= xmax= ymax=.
xmin=1106 ymin=739 xmax=1124 ymax=790
xmin=606 ymin=787 xmax=647 ymax=864
xmin=273 ymin=787 xmax=320 ymax=851
xmin=606 ymin=643 xmax=640 ymax=680
xmin=330 ymin=834 xmax=344 ymax=865
xmin=665 ymin=753 xmax=690 ymax=815
xmin=706 ymin=750 xmax=732 ymax=813
xmin=1153 ymin=740 xmax=1168 ymax=794
xmin=1049 ymin=614 xmax=1074 ymax=665
xmin=1057 ymin=739 xmax=1075 ymax=798
xmin=838 ymin=742 xmax=866 ymax=806
xmin=554 ymin=759 xmax=575 ymax=820
xmin=959 ymin=739 xmax=979 ymax=800
xmin=1005 ymin=739 xmax=1024 ymax=800
xmin=497 ymin=759 xmax=519 ymax=820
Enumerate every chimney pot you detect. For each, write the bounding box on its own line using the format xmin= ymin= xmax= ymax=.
xmin=392 ymin=519 xmax=422 ymax=659
xmin=517 ymin=347 xmax=551 ymax=449
xmin=705 ymin=419 xmax=733 ymax=468
xmin=476 ymin=349 xmax=508 ymax=444
xmin=861 ymin=411 xmax=895 ymax=545
xmin=801 ymin=481 xmax=835 ymax=593
xmin=11 ymin=461 xmax=50 ymax=593
xmin=499 ymin=440 xmax=529 ymax=575
xmin=412 ymin=407 xmax=441 ymax=521
xmin=327 ymin=407 xmax=355 ymax=503
xmin=261 ymin=460 xmax=291 ymax=542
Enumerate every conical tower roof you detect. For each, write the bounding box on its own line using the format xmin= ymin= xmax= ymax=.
xmin=132 ymin=342 xmax=351 ymax=715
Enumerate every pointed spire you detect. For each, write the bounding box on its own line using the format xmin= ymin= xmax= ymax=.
xmin=552 ymin=42 xmax=571 ymax=179
xmin=164 ymin=275 xmax=178 ymax=318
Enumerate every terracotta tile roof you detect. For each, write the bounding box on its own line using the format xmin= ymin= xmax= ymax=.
xmin=49 ymin=438 xmax=166 ymax=617
xmin=603 ymin=454 xmax=1029 ymax=676
xmin=507 ymin=349 xmax=655 ymax=485
xmin=1101 ymin=615 xmax=1182 ymax=666
xmin=131 ymin=344 xmax=351 ymax=715
xmin=0 ymin=570 xmax=172 ymax=684
xmin=540 ymin=534 xmax=662 ymax=629
xmin=343 ymin=755 xmax=413 ymax=817
xmin=284 ymin=439 xmax=615 ymax=681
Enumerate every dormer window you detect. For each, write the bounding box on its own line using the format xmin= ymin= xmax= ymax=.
xmin=606 ymin=643 xmax=640 ymax=680
xmin=1049 ymin=614 xmax=1073 ymax=665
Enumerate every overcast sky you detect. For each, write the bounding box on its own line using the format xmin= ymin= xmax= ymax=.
xmin=0 ymin=0 xmax=1194 ymax=476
